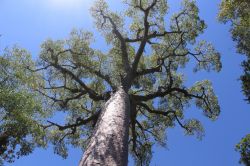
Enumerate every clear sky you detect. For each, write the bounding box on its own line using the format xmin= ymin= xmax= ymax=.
xmin=0 ymin=0 xmax=249 ymax=166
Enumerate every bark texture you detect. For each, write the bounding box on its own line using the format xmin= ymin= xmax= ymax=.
xmin=79 ymin=87 xmax=130 ymax=166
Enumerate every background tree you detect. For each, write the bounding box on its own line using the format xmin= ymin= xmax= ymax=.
xmin=236 ymin=134 xmax=250 ymax=165
xmin=2 ymin=0 xmax=221 ymax=165
xmin=219 ymin=0 xmax=250 ymax=103
xmin=219 ymin=1 xmax=250 ymax=165
xmin=0 ymin=47 xmax=47 ymax=165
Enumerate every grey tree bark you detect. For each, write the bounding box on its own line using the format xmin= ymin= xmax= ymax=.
xmin=79 ymin=87 xmax=130 ymax=166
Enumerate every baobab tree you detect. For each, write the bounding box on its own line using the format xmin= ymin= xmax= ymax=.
xmin=1 ymin=0 xmax=221 ymax=166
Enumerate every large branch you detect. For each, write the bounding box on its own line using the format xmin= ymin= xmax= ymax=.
xmin=125 ymin=30 xmax=181 ymax=43
xmin=135 ymin=119 xmax=163 ymax=144
xmin=45 ymin=48 xmax=103 ymax=100
xmin=77 ymin=63 xmax=116 ymax=90
xmin=135 ymin=65 xmax=162 ymax=76
xmin=50 ymin=63 xmax=103 ymax=101
xmin=98 ymin=10 xmax=131 ymax=73
xmin=137 ymin=102 xmax=190 ymax=132
xmin=131 ymin=1 xmax=154 ymax=73
xmin=162 ymin=50 xmax=206 ymax=64
xmin=43 ymin=85 xmax=82 ymax=94
xmin=132 ymin=87 xmax=203 ymax=102
xmin=129 ymin=0 xmax=183 ymax=76
xmin=137 ymin=102 xmax=173 ymax=116
xmin=63 ymin=49 xmax=116 ymax=90
xmin=43 ymin=74 xmax=83 ymax=94
xmin=36 ymin=88 xmax=87 ymax=108
xmin=44 ymin=110 xmax=100 ymax=131
xmin=135 ymin=58 xmax=164 ymax=77
xmin=33 ymin=48 xmax=115 ymax=99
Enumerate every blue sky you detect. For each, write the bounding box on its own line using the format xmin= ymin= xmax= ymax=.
xmin=0 ymin=0 xmax=249 ymax=166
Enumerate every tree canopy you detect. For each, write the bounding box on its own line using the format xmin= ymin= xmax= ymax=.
xmin=219 ymin=0 xmax=250 ymax=103
xmin=236 ymin=134 xmax=250 ymax=165
xmin=1 ymin=0 xmax=222 ymax=165
xmin=219 ymin=1 xmax=250 ymax=165
xmin=0 ymin=47 xmax=47 ymax=164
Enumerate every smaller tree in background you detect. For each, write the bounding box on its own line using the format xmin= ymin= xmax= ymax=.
xmin=0 ymin=47 xmax=47 ymax=164
xmin=236 ymin=134 xmax=250 ymax=166
xmin=219 ymin=0 xmax=250 ymax=103
xmin=219 ymin=0 xmax=250 ymax=165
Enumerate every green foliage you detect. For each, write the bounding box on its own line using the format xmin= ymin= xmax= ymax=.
xmin=170 ymin=0 xmax=206 ymax=44
xmin=1 ymin=0 xmax=222 ymax=165
xmin=32 ymin=0 xmax=221 ymax=165
xmin=0 ymin=47 xmax=47 ymax=164
xmin=219 ymin=0 xmax=250 ymax=103
xmin=236 ymin=134 xmax=250 ymax=165
xmin=219 ymin=1 xmax=250 ymax=165
xmin=188 ymin=80 xmax=220 ymax=120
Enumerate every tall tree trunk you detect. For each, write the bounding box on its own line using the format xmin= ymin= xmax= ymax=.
xmin=79 ymin=87 xmax=130 ymax=166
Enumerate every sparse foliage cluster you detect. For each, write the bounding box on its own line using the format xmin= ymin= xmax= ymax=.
xmin=236 ymin=134 xmax=250 ymax=165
